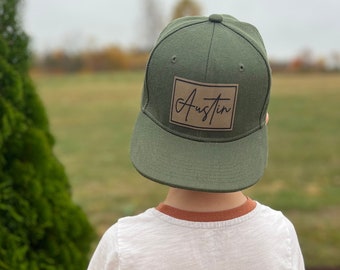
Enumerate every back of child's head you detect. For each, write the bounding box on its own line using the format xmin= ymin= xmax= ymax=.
xmin=130 ymin=14 xmax=271 ymax=192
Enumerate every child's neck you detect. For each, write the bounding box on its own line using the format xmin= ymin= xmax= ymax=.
xmin=163 ymin=188 xmax=247 ymax=212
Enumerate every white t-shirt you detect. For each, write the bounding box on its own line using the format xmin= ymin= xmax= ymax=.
xmin=88 ymin=199 xmax=305 ymax=270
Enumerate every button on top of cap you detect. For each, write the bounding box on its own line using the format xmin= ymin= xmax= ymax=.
xmin=209 ymin=14 xmax=223 ymax=23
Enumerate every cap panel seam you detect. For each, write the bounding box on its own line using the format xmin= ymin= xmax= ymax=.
xmin=204 ymin=23 xmax=216 ymax=81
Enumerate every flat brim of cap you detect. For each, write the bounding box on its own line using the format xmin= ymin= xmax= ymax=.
xmin=130 ymin=112 xmax=267 ymax=192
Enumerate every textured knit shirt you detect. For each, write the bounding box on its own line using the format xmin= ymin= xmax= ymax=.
xmin=87 ymin=199 xmax=305 ymax=270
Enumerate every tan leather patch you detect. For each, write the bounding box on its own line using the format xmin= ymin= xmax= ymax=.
xmin=170 ymin=77 xmax=238 ymax=131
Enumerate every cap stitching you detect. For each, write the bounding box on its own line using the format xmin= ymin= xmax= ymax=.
xmin=131 ymin=159 xmax=258 ymax=193
xmin=142 ymin=110 xmax=264 ymax=143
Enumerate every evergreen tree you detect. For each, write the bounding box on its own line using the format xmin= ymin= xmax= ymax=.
xmin=0 ymin=1 xmax=94 ymax=269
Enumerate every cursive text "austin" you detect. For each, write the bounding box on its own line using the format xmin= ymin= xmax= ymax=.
xmin=175 ymin=88 xmax=231 ymax=125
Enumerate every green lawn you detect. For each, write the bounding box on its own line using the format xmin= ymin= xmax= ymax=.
xmin=34 ymin=71 xmax=340 ymax=267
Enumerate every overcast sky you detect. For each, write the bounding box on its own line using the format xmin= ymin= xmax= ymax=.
xmin=22 ymin=0 xmax=340 ymax=60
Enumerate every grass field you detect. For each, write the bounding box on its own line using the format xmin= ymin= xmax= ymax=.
xmin=34 ymin=71 xmax=340 ymax=267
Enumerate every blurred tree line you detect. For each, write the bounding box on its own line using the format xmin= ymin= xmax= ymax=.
xmin=33 ymin=46 xmax=340 ymax=74
xmin=32 ymin=0 xmax=203 ymax=74
xmin=270 ymin=48 xmax=340 ymax=73
xmin=33 ymin=47 xmax=148 ymax=73
xmin=31 ymin=0 xmax=340 ymax=74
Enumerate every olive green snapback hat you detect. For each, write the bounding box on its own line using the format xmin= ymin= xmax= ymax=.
xmin=130 ymin=14 xmax=271 ymax=192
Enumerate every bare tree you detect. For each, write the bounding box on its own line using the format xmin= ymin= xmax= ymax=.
xmin=140 ymin=0 xmax=164 ymax=51
xmin=172 ymin=0 xmax=202 ymax=20
xmin=330 ymin=51 xmax=340 ymax=71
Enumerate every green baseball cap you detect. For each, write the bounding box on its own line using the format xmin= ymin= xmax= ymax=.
xmin=130 ymin=14 xmax=271 ymax=192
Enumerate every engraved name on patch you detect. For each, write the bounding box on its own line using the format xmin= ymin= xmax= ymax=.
xmin=170 ymin=77 xmax=238 ymax=131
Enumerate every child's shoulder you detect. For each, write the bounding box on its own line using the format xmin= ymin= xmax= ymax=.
xmin=115 ymin=208 xmax=161 ymax=230
xmin=252 ymin=201 xmax=297 ymax=233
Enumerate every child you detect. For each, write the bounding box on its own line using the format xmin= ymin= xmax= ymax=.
xmin=88 ymin=14 xmax=305 ymax=270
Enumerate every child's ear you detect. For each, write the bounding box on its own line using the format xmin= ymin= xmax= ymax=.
xmin=265 ymin=113 xmax=269 ymax=125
